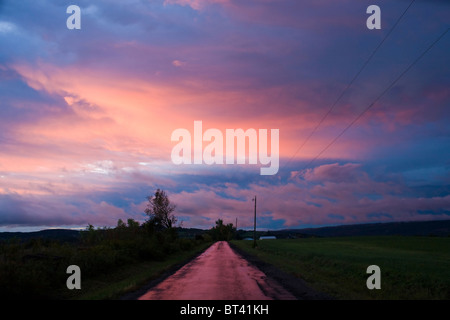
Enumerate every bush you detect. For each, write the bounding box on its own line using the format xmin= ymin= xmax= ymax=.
xmin=0 ymin=219 xmax=210 ymax=299
xmin=137 ymin=240 xmax=164 ymax=260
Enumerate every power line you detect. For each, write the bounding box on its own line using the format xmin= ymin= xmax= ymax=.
xmin=290 ymin=27 xmax=449 ymax=181
xmin=282 ymin=0 xmax=416 ymax=170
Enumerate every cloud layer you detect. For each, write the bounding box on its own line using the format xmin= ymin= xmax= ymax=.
xmin=0 ymin=0 xmax=449 ymax=231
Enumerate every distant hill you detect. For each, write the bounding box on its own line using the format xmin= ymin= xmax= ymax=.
xmin=279 ymin=220 xmax=450 ymax=238
xmin=0 ymin=229 xmax=81 ymax=242
xmin=0 ymin=227 xmax=208 ymax=243
xmin=1 ymin=220 xmax=449 ymax=242
xmin=175 ymin=227 xmax=207 ymax=239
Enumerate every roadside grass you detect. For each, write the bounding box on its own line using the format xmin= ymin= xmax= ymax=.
xmin=231 ymin=236 xmax=450 ymax=300
xmin=0 ymin=222 xmax=213 ymax=300
xmin=61 ymin=241 xmax=212 ymax=300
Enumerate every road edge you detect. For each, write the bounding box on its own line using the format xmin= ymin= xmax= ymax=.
xmin=119 ymin=242 xmax=215 ymax=300
xmin=228 ymin=242 xmax=334 ymax=300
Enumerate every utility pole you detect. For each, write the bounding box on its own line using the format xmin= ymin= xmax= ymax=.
xmin=252 ymin=195 xmax=257 ymax=248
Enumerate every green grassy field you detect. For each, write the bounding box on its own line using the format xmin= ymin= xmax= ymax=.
xmin=231 ymin=236 xmax=450 ymax=300
xmin=65 ymin=241 xmax=212 ymax=300
xmin=0 ymin=224 xmax=213 ymax=300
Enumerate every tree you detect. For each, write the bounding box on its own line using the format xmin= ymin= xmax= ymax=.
xmin=127 ymin=218 xmax=140 ymax=229
xmin=117 ymin=219 xmax=126 ymax=228
xmin=210 ymin=219 xmax=235 ymax=241
xmin=144 ymin=189 xmax=177 ymax=230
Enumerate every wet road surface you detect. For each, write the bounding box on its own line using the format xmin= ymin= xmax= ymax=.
xmin=138 ymin=241 xmax=296 ymax=300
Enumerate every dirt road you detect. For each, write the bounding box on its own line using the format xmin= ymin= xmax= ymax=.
xmin=138 ymin=241 xmax=296 ymax=300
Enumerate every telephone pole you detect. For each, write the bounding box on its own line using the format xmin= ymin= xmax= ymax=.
xmin=252 ymin=195 xmax=257 ymax=248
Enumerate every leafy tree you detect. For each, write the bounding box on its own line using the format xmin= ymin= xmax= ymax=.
xmin=82 ymin=224 xmax=102 ymax=245
xmin=127 ymin=218 xmax=140 ymax=228
xmin=210 ymin=219 xmax=235 ymax=241
xmin=144 ymin=189 xmax=177 ymax=230
xmin=117 ymin=219 xmax=126 ymax=228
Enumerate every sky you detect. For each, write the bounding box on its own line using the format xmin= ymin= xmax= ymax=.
xmin=0 ymin=0 xmax=449 ymax=232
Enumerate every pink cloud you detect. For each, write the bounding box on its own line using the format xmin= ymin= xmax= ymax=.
xmin=302 ymin=163 xmax=363 ymax=183
xmin=164 ymin=0 xmax=230 ymax=10
xmin=10 ymin=61 xmax=365 ymax=176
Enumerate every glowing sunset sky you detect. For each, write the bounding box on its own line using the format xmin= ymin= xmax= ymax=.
xmin=0 ymin=0 xmax=449 ymax=231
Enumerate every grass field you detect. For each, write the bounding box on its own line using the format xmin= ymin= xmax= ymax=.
xmin=231 ymin=236 xmax=450 ymax=300
xmin=63 ymin=241 xmax=212 ymax=300
xmin=0 ymin=226 xmax=213 ymax=300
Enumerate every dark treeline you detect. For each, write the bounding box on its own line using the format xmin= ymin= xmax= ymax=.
xmin=0 ymin=218 xmax=208 ymax=299
xmin=0 ymin=189 xmax=211 ymax=299
xmin=0 ymin=189 xmax=244 ymax=299
xmin=209 ymin=219 xmax=236 ymax=241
